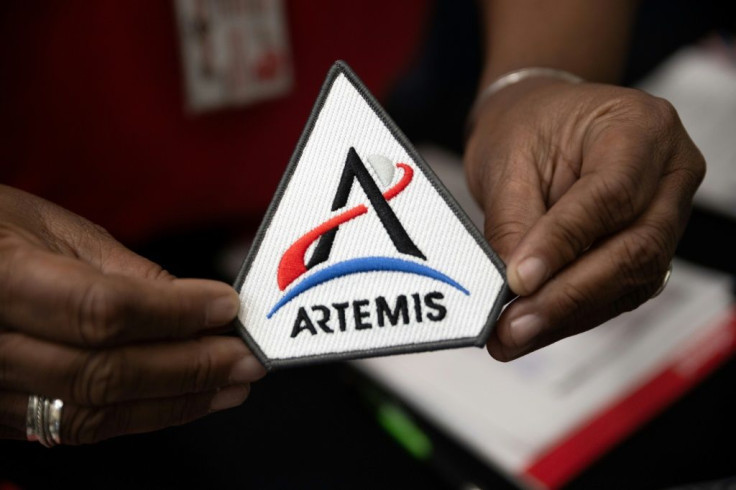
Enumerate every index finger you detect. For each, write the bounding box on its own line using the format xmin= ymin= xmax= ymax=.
xmin=0 ymin=248 xmax=240 ymax=347
xmin=506 ymin=127 xmax=664 ymax=296
xmin=473 ymin=154 xmax=547 ymax=263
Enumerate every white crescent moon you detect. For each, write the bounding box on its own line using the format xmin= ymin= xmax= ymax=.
xmin=366 ymin=154 xmax=395 ymax=187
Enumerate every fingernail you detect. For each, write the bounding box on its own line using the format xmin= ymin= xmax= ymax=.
xmin=515 ymin=257 xmax=548 ymax=293
xmin=229 ymin=356 xmax=267 ymax=384
xmin=509 ymin=314 xmax=544 ymax=348
xmin=206 ymin=294 xmax=240 ymax=327
xmin=210 ymin=385 xmax=250 ymax=412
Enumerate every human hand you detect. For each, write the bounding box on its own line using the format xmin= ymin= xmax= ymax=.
xmin=465 ymin=78 xmax=705 ymax=361
xmin=0 ymin=185 xmax=265 ymax=444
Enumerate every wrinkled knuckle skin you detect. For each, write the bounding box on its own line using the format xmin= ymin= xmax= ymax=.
xmin=614 ymin=284 xmax=658 ymax=316
xmin=140 ymin=263 xmax=173 ymax=282
xmin=591 ymin=172 xmax=639 ymax=230
xmin=610 ymin=91 xmax=651 ymax=118
xmin=628 ymin=91 xmax=673 ymax=118
xmin=691 ymin=155 xmax=707 ymax=189
xmin=0 ymin=246 xmax=32 ymax=327
xmin=64 ymin=405 xmax=136 ymax=445
xmin=63 ymin=406 xmax=107 ymax=445
xmin=618 ymin=224 xmax=672 ymax=292
xmin=643 ymin=97 xmax=681 ymax=147
xmin=484 ymin=218 xmax=527 ymax=261
xmin=550 ymin=284 xmax=588 ymax=318
xmin=170 ymin=393 xmax=210 ymax=427
xmin=0 ymin=333 xmax=13 ymax=388
xmin=552 ymin=281 xmax=592 ymax=321
xmin=692 ymin=150 xmax=707 ymax=186
xmin=184 ymin=343 xmax=218 ymax=394
xmin=594 ymin=124 xmax=633 ymax=154
xmin=650 ymin=96 xmax=679 ymax=128
xmin=608 ymin=92 xmax=678 ymax=140
xmin=547 ymin=212 xmax=588 ymax=264
xmin=77 ymin=282 xmax=126 ymax=347
xmin=673 ymin=151 xmax=707 ymax=197
xmin=613 ymin=264 xmax=669 ymax=316
xmin=172 ymin=396 xmax=196 ymax=426
xmin=89 ymin=223 xmax=114 ymax=241
xmin=73 ymin=220 xmax=114 ymax=248
xmin=72 ymin=351 xmax=124 ymax=406
xmin=463 ymin=136 xmax=487 ymax=180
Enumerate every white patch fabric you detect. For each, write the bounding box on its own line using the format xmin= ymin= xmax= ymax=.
xmin=234 ymin=61 xmax=507 ymax=369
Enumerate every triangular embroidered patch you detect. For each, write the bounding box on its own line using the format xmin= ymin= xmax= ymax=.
xmin=234 ymin=61 xmax=507 ymax=370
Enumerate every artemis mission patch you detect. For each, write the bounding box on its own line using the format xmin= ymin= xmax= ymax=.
xmin=234 ymin=61 xmax=508 ymax=370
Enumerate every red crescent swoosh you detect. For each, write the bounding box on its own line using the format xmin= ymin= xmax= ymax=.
xmin=277 ymin=163 xmax=413 ymax=290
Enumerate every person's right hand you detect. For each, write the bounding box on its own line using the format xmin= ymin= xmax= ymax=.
xmin=0 ymin=185 xmax=265 ymax=444
xmin=465 ymin=79 xmax=705 ymax=361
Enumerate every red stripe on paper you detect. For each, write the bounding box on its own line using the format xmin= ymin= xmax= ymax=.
xmin=522 ymin=309 xmax=736 ymax=489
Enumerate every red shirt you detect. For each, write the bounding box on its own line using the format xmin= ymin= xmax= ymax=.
xmin=0 ymin=1 xmax=426 ymax=244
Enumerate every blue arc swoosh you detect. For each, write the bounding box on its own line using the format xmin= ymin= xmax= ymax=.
xmin=266 ymin=257 xmax=469 ymax=318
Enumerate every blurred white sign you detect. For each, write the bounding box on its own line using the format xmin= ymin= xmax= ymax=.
xmin=174 ymin=0 xmax=293 ymax=112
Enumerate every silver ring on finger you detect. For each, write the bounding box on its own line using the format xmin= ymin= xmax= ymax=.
xmin=652 ymin=261 xmax=673 ymax=299
xmin=26 ymin=394 xmax=64 ymax=447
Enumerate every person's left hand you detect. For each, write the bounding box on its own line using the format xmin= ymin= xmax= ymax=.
xmin=0 ymin=185 xmax=266 ymax=444
xmin=464 ymin=77 xmax=705 ymax=361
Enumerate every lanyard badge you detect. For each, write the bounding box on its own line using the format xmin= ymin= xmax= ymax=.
xmin=174 ymin=0 xmax=293 ymax=112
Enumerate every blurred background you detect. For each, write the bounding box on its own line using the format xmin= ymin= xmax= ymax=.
xmin=1 ymin=1 xmax=735 ymax=488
